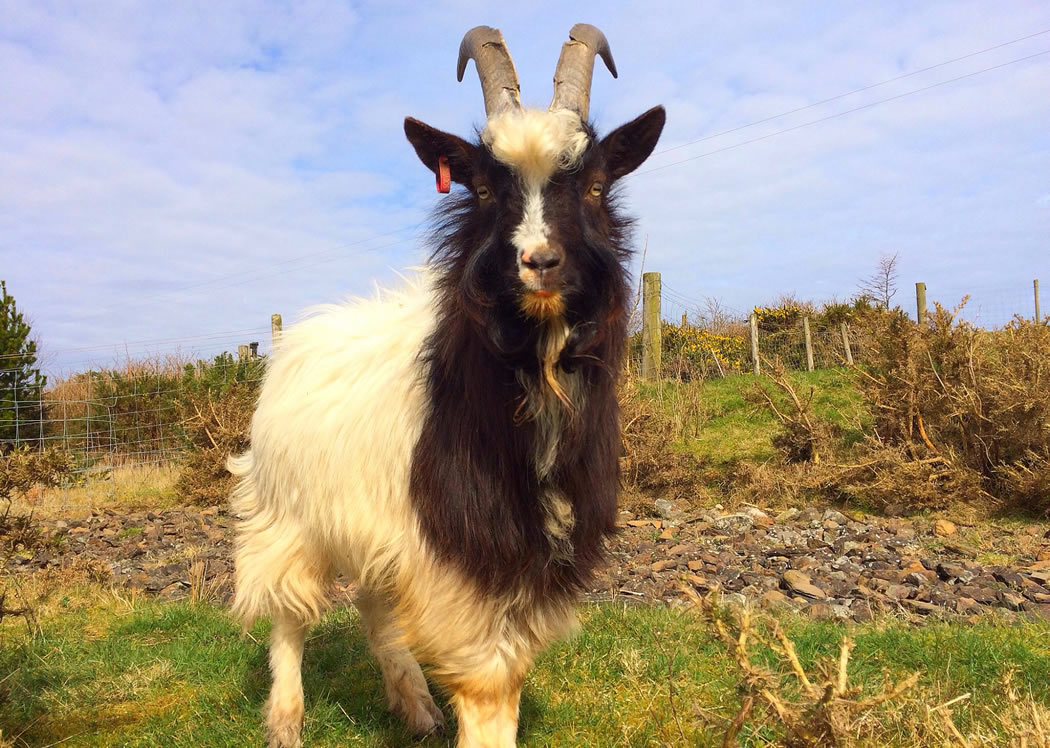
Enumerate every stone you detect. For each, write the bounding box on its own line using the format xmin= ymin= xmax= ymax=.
xmin=797 ymin=507 xmax=822 ymax=523
xmin=822 ymin=509 xmax=850 ymax=525
xmin=686 ymin=560 xmax=704 ymax=572
xmin=993 ymin=569 xmax=1024 ymax=589
xmin=760 ymin=589 xmax=792 ymax=609
xmin=1000 ymin=592 xmax=1026 ymax=611
xmin=904 ymin=572 xmax=932 ymax=587
xmin=934 ymin=520 xmax=957 ymax=537
xmin=903 ymin=599 xmax=939 ymax=615
xmin=711 ymin=514 xmax=755 ymax=535
xmin=936 ymin=563 xmax=973 ymax=583
xmin=742 ymin=507 xmax=773 ymax=528
xmin=654 ymin=499 xmax=679 ymax=520
xmin=958 ymin=585 xmax=998 ymax=605
xmin=885 ymin=584 xmax=914 ymax=601
xmin=775 ymin=508 xmax=799 ymax=523
xmin=651 ymin=560 xmax=677 ymax=573
xmin=805 ymin=602 xmax=851 ymax=621
xmin=782 ymin=570 xmax=827 ymax=600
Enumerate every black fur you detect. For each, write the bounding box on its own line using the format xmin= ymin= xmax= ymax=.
xmin=406 ymin=107 xmax=665 ymax=599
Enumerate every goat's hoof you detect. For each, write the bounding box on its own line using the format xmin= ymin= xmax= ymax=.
xmin=400 ymin=695 xmax=446 ymax=737
xmin=266 ymin=706 xmax=304 ymax=748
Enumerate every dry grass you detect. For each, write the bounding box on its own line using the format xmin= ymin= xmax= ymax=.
xmin=619 ymin=374 xmax=712 ymax=512
xmin=687 ymin=589 xmax=1050 ymax=747
xmin=14 ymin=463 xmax=180 ymax=519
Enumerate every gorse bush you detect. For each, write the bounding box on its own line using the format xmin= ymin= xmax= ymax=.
xmin=175 ymin=353 xmax=264 ymax=504
xmin=857 ymin=302 xmax=1050 ymax=511
xmin=660 ymin=321 xmax=749 ymax=378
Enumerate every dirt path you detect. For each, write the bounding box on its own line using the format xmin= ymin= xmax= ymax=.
xmin=11 ymin=504 xmax=1050 ymax=623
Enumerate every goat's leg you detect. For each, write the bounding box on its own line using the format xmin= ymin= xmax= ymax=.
xmin=355 ymin=591 xmax=445 ymax=736
xmin=265 ymin=613 xmax=308 ymax=748
xmin=449 ymin=676 xmax=523 ymax=748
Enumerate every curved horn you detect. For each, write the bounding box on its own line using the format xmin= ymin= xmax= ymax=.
xmin=549 ymin=24 xmax=618 ymax=120
xmin=457 ymin=26 xmax=521 ymax=118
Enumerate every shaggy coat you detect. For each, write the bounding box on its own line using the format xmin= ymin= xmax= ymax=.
xmin=231 ymin=38 xmax=665 ymax=748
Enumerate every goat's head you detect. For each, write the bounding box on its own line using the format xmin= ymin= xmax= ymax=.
xmin=405 ymin=25 xmax=664 ymax=354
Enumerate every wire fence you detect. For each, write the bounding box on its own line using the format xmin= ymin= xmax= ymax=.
xmin=626 ymin=274 xmax=1045 ymax=380
xmin=1 ymin=353 xmax=267 ymax=486
xmin=2 ymin=274 xmax=1044 ymax=505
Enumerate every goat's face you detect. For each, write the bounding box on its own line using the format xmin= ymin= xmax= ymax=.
xmin=403 ymin=25 xmax=664 ymax=347
xmin=405 ymin=106 xmax=664 ymax=325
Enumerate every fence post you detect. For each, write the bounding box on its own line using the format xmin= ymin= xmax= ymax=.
xmin=840 ymin=323 xmax=854 ymax=366
xmin=641 ymin=272 xmax=662 ymax=380
xmin=237 ymin=344 xmax=250 ymax=362
xmin=749 ymin=313 xmax=760 ymax=375
xmin=271 ymin=313 xmax=283 ymax=346
xmin=249 ymin=342 xmax=259 ymax=359
xmin=1035 ymin=279 xmax=1041 ymax=323
xmin=915 ymin=282 xmax=927 ymax=324
xmin=803 ymin=317 xmax=815 ymax=372
xmin=681 ymin=312 xmax=687 ymax=327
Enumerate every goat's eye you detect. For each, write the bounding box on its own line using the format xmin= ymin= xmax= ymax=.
xmin=476 ymin=185 xmax=491 ymax=200
xmin=589 ymin=182 xmax=604 ymax=197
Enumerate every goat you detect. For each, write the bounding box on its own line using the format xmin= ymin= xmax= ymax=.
xmin=230 ymin=24 xmax=665 ymax=747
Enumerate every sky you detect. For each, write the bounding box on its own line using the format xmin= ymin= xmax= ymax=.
xmin=2 ymin=0 xmax=1048 ymax=375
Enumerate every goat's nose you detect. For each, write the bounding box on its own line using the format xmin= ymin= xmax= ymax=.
xmin=521 ymin=248 xmax=561 ymax=271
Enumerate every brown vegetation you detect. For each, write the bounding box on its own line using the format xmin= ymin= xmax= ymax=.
xmin=689 ymin=590 xmax=1050 ymax=747
xmin=175 ymin=383 xmax=255 ymax=504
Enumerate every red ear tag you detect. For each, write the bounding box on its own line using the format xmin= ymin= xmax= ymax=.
xmin=436 ymin=155 xmax=451 ymax=193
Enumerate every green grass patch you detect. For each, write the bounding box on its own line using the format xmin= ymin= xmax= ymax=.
xmin=639 ymin=368 xmax=867 ymax=467
xmin=2 ymin=592 xmax=1047 ymax=746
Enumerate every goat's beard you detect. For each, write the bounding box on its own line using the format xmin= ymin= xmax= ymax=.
xmin=520 ymin=290 xmax=566 ymax=320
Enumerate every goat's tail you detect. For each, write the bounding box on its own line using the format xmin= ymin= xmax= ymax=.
xmin=227 ymin=451 xmax=330 ymax=629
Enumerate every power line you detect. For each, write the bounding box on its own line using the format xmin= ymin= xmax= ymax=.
xmin=652 ymin=28 xmax=1050 ymax=157
xmin=81 ymin=33 xmax=1050 ymax=315
xmin=634 ymin=49 xmax=1049 ymax=177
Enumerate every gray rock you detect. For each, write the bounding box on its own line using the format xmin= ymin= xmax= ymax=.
xmin=712 ymin=514 xmax=755 ymax=535
xmin=654 ymin=499 xmax=679 ymax=520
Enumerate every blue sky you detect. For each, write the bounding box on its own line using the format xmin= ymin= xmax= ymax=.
xmin=2 ymin=1 xmax=1048 ymax=375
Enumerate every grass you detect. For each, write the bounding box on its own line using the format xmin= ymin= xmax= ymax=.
xmin=2 ymin=583 xmax=1048 ymax=747
xmin=639 ymin=368 xmax=867 ymax=466
xmin=14 ymin=463 xmax=182 ymax=519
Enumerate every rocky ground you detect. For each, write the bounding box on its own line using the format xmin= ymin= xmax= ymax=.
xmin=10 ymin=503 xmax=1050 ymax=623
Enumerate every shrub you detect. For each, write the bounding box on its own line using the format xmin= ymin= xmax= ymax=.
xmin=661 ymin=321 xmax=749 ymax=379
xmin=174 ymin=353 xmax=264 ymax=504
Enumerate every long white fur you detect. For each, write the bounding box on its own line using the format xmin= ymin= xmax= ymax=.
xmin=232 ymin=110 xmax=594 ymax=748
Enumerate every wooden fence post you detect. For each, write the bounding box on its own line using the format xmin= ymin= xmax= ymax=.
xmin=1035 ymin=279 xmax=1041 ymax=323
xmin=681 ymin=312 xmax=687 ymax=327
xmin=840 ymin=323 xmax=854 ymax=366
xmin=249 ymin=342 xmax=259 ymax=359
xmin=749 ymin=313 xmax=760 ymax=375
xmin=271 ymin=313 xmax=283 ymax=346
xmin=237 ymin=344 xmax=249 ymax=362
xmin=803 ymin=316 xmax=814 ymax=372
xmin=641 ymin=272 xmax=662 ymax=380
xmin=915 ymin=282 xmax=927 ymax=324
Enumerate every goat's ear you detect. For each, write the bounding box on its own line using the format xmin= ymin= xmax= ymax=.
xmin=599 ymin=106 xmax=666 ymax=181
xmin=404 ymin=117 xmax=476 ymax=186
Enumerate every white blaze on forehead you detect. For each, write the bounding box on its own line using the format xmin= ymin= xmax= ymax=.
xmin=482 ymin=109 xmax=590 ymax=261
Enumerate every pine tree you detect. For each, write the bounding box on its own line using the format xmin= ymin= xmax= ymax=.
xmin=0 ymin=280 xmax=46 ymax=451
